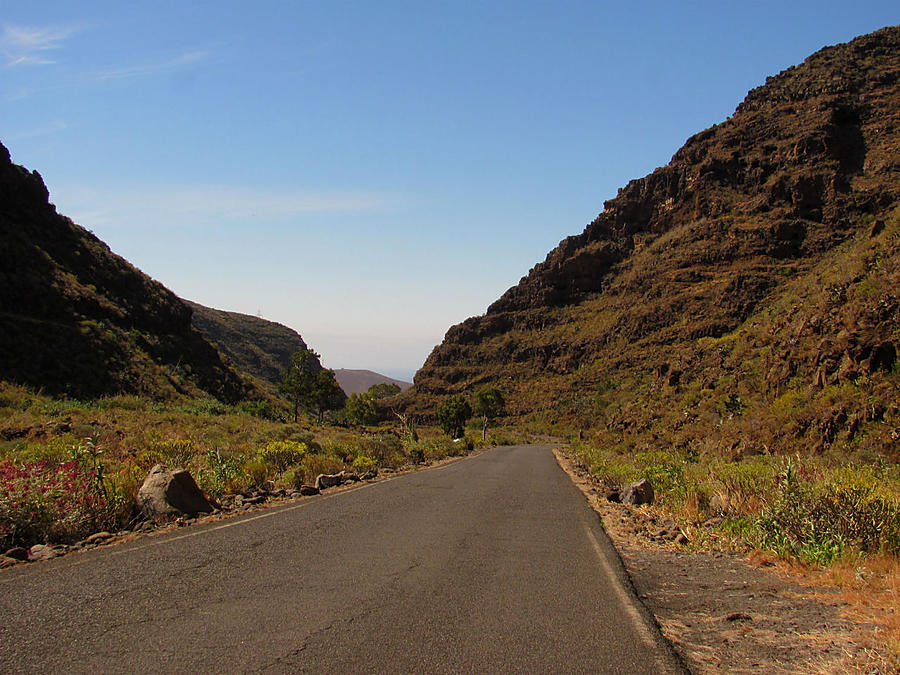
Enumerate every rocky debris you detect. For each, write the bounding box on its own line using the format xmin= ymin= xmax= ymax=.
xmin=360 ymin=469 xmax=378 ymax=480
xmin=137 ymin=464 xmax=214 ymax=519
xmin=4 ymin=547 xmax=28 ymax=561
xmin=0 ymin=555 xmax=22 ymax=568
xmin=605 ymin=488 xmax=622 ymax=503
xmin=298 ymin=485 xmax=320 ymax=496
xmin=83 ymin=531 xmax=113 ymax=545
xmin=726 ymin=612 xmax=753 ymax=622
xmin=28 ymin=544 xmax=62 ymax=561
xmin=621 ymin=478 xmax=655 ymax=505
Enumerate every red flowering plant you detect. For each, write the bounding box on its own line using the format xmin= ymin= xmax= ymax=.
xmin=0 ymin=453 xmax=110 ymax=549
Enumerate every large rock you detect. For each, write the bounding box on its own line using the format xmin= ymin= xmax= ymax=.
xmin=621 ymin=478 xmax=654 ymax=505
xmin=137 ymin=464 xmax=214 ymax=518
xmin=315 ymin=472 xmax=345 ymax=491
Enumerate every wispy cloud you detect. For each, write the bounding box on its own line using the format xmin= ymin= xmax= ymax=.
xmin=91 ymin=49 xmax=211 ymax=81
xmin=52 ymin=184 xmax=402 ymax=230
xmin=6 ymin=119 xmax=69 ymax=140
xmin=1 ymin=23 xmax=81 ymax=67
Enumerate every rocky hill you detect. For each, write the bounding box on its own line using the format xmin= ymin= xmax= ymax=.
xmin=187 ymin=302 xmax=318 ymax=388
xmin=0 ymin=142 xmax=254 ymax=402
xmin=333 ymin=369 xmax=412 ymax=395
xmin=412 ymin=26 xmax=900 ymax=457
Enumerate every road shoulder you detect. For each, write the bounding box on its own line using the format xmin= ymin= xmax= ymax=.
xmin=553 ymin=445 xmax=882 ymax=674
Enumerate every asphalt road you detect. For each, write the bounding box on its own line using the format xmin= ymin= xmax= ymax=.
xmin=0 ymin=444 xmax=684 ymax=674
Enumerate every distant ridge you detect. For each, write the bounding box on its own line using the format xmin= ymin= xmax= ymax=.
xmin=333 ymin=369 xmax=412 ymax=395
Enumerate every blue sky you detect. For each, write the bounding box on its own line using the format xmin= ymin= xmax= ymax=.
xmin=2 ymin=2 xmax=897 ymax=381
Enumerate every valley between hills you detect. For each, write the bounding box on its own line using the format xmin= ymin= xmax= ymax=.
xmin=2 ymin=24 xmax=900 ymax=673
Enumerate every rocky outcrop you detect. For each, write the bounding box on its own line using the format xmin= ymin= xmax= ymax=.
xmin=137 ymin=464 xmax=215 ymax=518
xmin=408 ymin=26 xmax=900 ymax=459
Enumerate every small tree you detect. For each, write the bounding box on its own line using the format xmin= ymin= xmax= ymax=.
xmin=278 ymin=347 xmax=346 ymax=423
xmin=474 ymin=387 xmax=505 ymax=441
xmin=436 ymin=394 xmax=472 ymax=439
xmin=279 ymin=347 xmax=319 ymax=423
xmin=368 ymin=382 xmax=401 ymax=399
xmin=311 ymin=369 xmax=347 ymax=423
xmin=346 ymin=391 xmax=378 ymax=426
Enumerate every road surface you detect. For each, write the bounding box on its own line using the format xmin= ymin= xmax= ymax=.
xmin=0 ymin=445 xmax=684 ymax=673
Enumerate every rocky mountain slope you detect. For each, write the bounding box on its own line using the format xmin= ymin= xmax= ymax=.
xmin=0 ymin=142 xmax=254 ymax=402
xmin=333 ymin=369 xmax=412 ymax=395
xmin=413 ymin=26 xmax=900 ymax=457
xmin=187 ymin=302 xmax=317 ymax=388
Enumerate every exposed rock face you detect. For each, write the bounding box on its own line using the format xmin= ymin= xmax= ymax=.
xmin=137 ymin=464 xmax=215 ymax=518
xmin=409 ymin=26 xmax=900 ymax=458
xmin=0 ymin=144 xmax=253 ymax=401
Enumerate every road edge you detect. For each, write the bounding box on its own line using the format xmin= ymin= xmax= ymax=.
xmin=551 ymin=445 xmax=691 ymax=675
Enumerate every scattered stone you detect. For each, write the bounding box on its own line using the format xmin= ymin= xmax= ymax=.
xmin=343 ymin=472 xmax=361 ymax=483
xmin=316 ymin=472 xmax=345 ymax=490
xmin=621 ymin=478 xmax=655 ymax=505
xmin=28 ymin=544 xmax=59 ymax=561
xmin=0 ymin=555 xmax=22 ymax=568
xmin=360 ymin=469 xmax=378 ymax=480
xmin=4 ymin=547 xmax=28 ymax=561
xmin=84 ymin=531 xmax=113 ymax=545
xmin=299 ymin=485 xmax=320 ymax=496
xmin=605 ymin=489 xmax=621 ymax=503
xmin=1 ymin=426 xmax=31 ymax=441
xmin=726 ymin=612 xmax=753 ymax=622
xmin=242 ymin=494 xmax=266 ymax=505
xmin=137 ymin=464 xmax=214 ymax=518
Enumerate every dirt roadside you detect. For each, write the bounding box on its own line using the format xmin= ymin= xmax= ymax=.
xmin=553 ymin=446 xmax=894 ymax=674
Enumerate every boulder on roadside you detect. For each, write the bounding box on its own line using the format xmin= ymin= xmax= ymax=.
xmin=137 ymin=464 xmax=214 ymax=519
xmin=621 ymin=478 xmax=654 ymax=505
xmin=28 ymin=544 xmax=59 ymax=561
xmin=299 ymin=485 xmax=320 ymax=496
xmin=315 ymin=472 xmax=345 ymax=491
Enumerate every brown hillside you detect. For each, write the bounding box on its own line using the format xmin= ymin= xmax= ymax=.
xmin=0 ymin=142 xmax=253 ymax=402
xmin=187 ymin=302 xmax=318 ymax=388
xmin=412 ymin=26 xmax=900 ymax=457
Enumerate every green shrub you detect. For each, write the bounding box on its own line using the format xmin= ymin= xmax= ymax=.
xmin=352 ymin=455 xmax=377 ymax=473
xmin=242 ymin=457 xmax=268 ymax=490
xmin=359 ymin=434 xmax=404 ymax=467
xmin=280 ymin=465 xmax=306 ymax=490
xmin=257 ymin=440 xmax=308 ymax=473
xmin=298 ymin=454 xmax=345 ymax=484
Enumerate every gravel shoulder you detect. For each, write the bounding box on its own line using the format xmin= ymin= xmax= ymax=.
xmin=553 ymin=446 xmax=888 ymax=674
